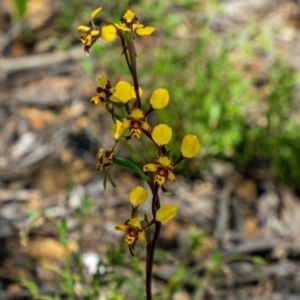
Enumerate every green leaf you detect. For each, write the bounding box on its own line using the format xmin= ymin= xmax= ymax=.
xmin=109 ymin=101 xmax=124 ymax=109
xmin=25 ymin=209 xmax=41 ymax=219
xmin=211 ymin=250 xmax=221 ymax=271
xmin=107 ymin=168 xmax=118 ymax=188
xmin=113 ymin=156 xmax=148 ymax=180
xmin=13 ymin=0 xmax=27 ymax=17
xmin=252 ymin=256 xmax=265 ymax=266
xmin=167 ymin=267 xmax=186 ymax=293
xmin=22 ymin=280 xmax=38 ymax=295
xmin=212 ymin=250 xmax=221 ymax=263
xmin=44 ymin=264 xmax=65 ymax=276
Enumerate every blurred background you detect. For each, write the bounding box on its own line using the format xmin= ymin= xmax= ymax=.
xmin=1 ymin=0 xmax=300 ymax=299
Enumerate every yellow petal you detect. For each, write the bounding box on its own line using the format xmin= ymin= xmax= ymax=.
xmin=115 ymin=224 xmax=130 ymax=232
xmin=130 ymin=128 xmax=142 ymax=138
xmin=80 ymin=35 xmax=92 ymax=46
xmin=154 ymin=175 xmax=166 ymax=186
xmin=143 ymin=163 xmax=159 ymax=172
xmin=110 ymin=81 xmax=133 ymax=103
xmin=129 ymin=186 xmax=148 ymax=207
xmin=90 ymin=95 xmax=100 ymax=105
xmin=90 ymin=29 xmax=100 ymax=36
xmin=96 ymin=148 xmax=104 ymax=159
xmin=128 ymin=218 xmax=142 ymax=229
xmin=122 ymin=119 xmax=131 ymax=129
xmin=181 ymin=135 xmax=200 ymax=158
xmin=123 ymin=10 xmax=135 ymax=22
xmin=156 ymin=204 xmax=177 ymax=222
xmin=110 ymin=96 xmax=120 ymax=103
xmin=167 ymin=170 xmax=176 ymax=183
xmin=115 ymin=23 xmax=131 ymax=32
xmin=152 ymin=124 xmax=172 ymax=145
xmin=150 ymin=88 xmax=169 ymax=109
xmin=78 ymin=25 xmax=90 ymax=33
xmin=156 ymin=156 xmax=172 ymax=167
xmin=98 ymin=77 xmax=109 ymax=88
xmin=129 ymin=108 xmax=144 ymax=120
xmin=111 ymin=120 xmax=124 ymax=140
xmin=136 ymin=26 xmax=155 ymax=36
xmin=137 ymin=232 xmax=147 ymax=245
xmin=89 ymin=7 xmax=102 ymax=21
xmin=125 ymin=234 xmax=136 ymax=244
xmin=101 ymin=25 xmax=117 ymax=42
xmin=141 ymin=121 xmax=151 ymax=132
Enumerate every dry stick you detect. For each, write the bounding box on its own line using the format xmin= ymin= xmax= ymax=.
xmin=0 ymin=46 xmax=84 ymax=76
xmin=146 ymin=183 xmax=161 ymax=300
xmin=214 ymin=180 xmax=235 ymax=249
xmin=0 ymin=189 xmax=42 ymax=202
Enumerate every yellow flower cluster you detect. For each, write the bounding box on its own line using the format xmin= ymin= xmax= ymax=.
xmin=115 ymin=10 xmax=155 ymax=36
xmin=115 ymin=186 xmax=177 ymax=246
xmin=78 ymin=7 xmax=117 ymax=55
xmin=78 ymin=7 xmax=200 ymax=253
xmin=78 ymin=8 xmax=155 ymax=55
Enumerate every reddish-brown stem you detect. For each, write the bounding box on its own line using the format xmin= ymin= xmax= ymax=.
xmin=146 ymin=183 xmax=161 ymax=300
xmin=143 ymin=218 xmax=156 ymax=230
xmin=124 ymin=102 xmax=131 ymax=114
xmin=131 ymin=206 xmax=138 ymax=218
xmin=99 ymin=17 xmax=133 ymax=76
xmin=126 ymin=34 xmax=142 ymax=109
xmin=144 ymin=106 xmax=155 ymax=117
xmin=109 ymin=21 xmax=165 ymax=300
xmin=173 ymin=154 xmax=185 ymax=168
xmin=120 ymin=35 xmax=133 ymax=75
xmin=142 ymin=129 xmax=168 ymax=155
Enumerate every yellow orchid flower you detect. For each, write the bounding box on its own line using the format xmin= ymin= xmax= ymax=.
xmin=115 ymin=10 xmax=155 ymax=36
xmin=115 ymin=218 xmax=147 ymax=245
xmin=143 ymin=156 xmax=176 ymax=186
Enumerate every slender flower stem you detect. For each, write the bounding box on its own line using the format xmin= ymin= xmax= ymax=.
xmin=146 ymin=183 xmax=161 ymax=300
xmin=78 ymin=9 xmax=196 ymax=300
xmin=120 ymin=28 xmax=159 ymax=299
xmin=127 ymin=35 xmax=142 ymax=109
xmin=142 ymin=129 xmax=168 ymax=155
xmin=120 ymin=34 xmax=133 ymax=74
xmin=99 ymin=17 xmax=133 ymax=76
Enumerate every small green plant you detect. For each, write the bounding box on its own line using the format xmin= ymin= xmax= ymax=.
xmin=236 ymin=58 xmax=300 ymax=185
xmin=13 ymin=0 xmax=27 ymax=18
xmin=188 ymin=226 xmax=208 ymax=256
xmin=77 ymin=6 xmax=200 ymax=299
